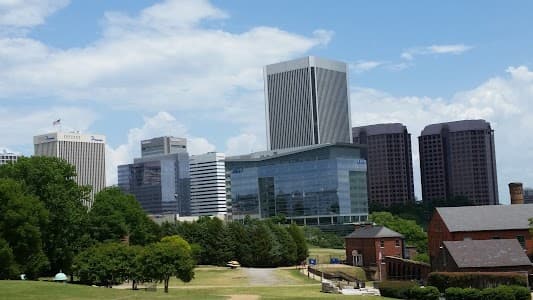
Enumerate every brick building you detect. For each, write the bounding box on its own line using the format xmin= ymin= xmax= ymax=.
xmin=345 ymin=225 xmax=404 ymax=280
xmin=433 ymin=239 xmax=532 ymax=273
xmin=352 ymin=123 xmax=415 ymax=207
xmin=428 ymin=204 xmax=533 ymax=268
xmin=419 ymin=120 xmax=499 ymax=206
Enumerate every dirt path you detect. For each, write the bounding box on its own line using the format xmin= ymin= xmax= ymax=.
xmin=243 ymin=268 xmax=287 ymax=286
xmin=227 ymin=295 xmax=260 ymax=300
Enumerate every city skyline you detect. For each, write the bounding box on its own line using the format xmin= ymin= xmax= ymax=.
xmin=1 ymin=0 xmax=533 ymax=203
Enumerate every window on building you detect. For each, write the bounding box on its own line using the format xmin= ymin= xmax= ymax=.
xmin=492 ymin=236 xmax=500 ymax=240
xmin=395 ymin=240 xmax=400 ymax=247
xmin=517 ymin=235 xmax=526 ymax=249
xmin=380 ymin=240 xmax=385 ymax=248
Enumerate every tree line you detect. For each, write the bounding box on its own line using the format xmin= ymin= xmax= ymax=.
xmin=0 ymin=156 xmax=308 ymax=282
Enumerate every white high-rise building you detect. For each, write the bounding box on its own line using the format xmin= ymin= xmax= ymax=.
xmin=189 ymin=152 xmax=227 ymax=216
xmin=0 ymin=150 xmax=19 ymax=165
xmin=264 ymin=56 xmax=352 ymax=150
xmin=34 ymin=132 xmax=106 ymax=207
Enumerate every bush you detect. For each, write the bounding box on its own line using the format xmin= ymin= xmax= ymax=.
xmin=445 ymin=285 xmax=530 ymax=300
xmin=428 ymin=272 xmax=528 ymax=292
xmin=445 ymin=287 xmax=464 ymax=300
xmin=377 ymin=281 xmax=418 ymax=299
xmin=408 ymin=285 xmax=440 ymax=300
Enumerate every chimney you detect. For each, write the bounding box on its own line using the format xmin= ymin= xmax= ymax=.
xmin=509 ymin=182 xmax=524 ymax=205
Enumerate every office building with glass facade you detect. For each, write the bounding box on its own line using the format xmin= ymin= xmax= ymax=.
xmin=118 ymin=137 xmax=190 ymax=216
xmin=226 ymin=143 xmax=368 ymax=225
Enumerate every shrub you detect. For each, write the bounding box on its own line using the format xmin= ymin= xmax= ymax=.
xmin=408 ymin=285 xmax=440 ymax=300
xmin=377 ymin=280 xmax=418 ymax=299
xmin=445 ymin=287 xmax=464 ymax=300
xmin=428 ymin=272 xmax=528 ymax=292
xmin=447 ymin=285 xmax=530 ymax=300
xmin=462 ymin=287 xmax=482 ymax=300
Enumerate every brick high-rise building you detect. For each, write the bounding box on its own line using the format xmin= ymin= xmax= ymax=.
xmin=419 ymin=120 xmax=499 ymax=205
xmin=352 ymin=123 xmax=415 ymax=207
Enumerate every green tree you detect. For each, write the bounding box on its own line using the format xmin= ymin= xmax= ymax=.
xmin=89 ymin=187 xmax=159 ymax=245
xmin=0 ymin=238 xmax=18 ymax=279
xmin=369 ymin=211 xmax=428 ymax=255
xmin=0 ymin=157 xmax=90 ymax=275
xmin=73 ymin=242 xmax=135 ymax=287
xmin=287 ymin=224 xmax=308 ymax=263
xmin=0 ymin=178 xmax=49 ymax=279
xmin=140 ymin=235 xmax=195 ymax=293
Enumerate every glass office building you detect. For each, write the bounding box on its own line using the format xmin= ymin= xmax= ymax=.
xmin=118 ymin=152 xmax=190 ymax=216
xmin=226 ymin=143 xmax=368 ymax=225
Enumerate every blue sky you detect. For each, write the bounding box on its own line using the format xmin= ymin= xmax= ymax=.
xmin=1 ymin=0 xmax=532 ymax=203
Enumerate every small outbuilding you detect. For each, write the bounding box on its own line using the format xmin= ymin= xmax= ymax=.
xmin=433 ymin=239 xmax=533 ymax=273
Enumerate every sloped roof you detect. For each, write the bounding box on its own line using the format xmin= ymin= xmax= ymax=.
xmin=443 ymin=239 xmax=532 ymax=268
xmin=436 ymin=204 xmax=533 ymax=232
xmin=345 ymin=226 xmax=404 ymax=239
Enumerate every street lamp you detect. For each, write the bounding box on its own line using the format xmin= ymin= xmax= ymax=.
xmin=174 ymin=193 xmax=180 ymax=217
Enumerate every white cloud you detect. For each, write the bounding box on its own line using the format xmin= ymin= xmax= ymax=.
xmin=401 ymin=44 xmax=472 ymax=60
xmin=225 ymin=133 xmax=265 ymax=155
xmin=0 ymin=0 xmax=332 ymax=117
xmin=0 ymin=0 xmax=69 ymax=28
xmin=105 ymin=111 xmax=216 ymax=185
xmin=0 ymin=106 xmax=97 ymax=148
xmin=351 ymin=65 xmax=533 ymax=203
xmin=350 ymin=60 xmax=385 ymax=73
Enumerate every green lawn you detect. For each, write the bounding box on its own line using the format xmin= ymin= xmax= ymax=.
xmin=0 ymin=267 xmax=392 ymax=299
xmin=308 ymin=246 xmax=346 ymax=264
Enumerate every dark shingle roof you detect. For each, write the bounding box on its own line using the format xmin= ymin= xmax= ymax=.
xmin=436 ymin=204 xmax=533 ymax=232
xmin=345 ymin=226 xmax=404 ymax=239
xmin=443 ymin=239 xmax=532 ymax=268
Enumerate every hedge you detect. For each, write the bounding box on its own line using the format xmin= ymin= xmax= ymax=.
xmin=445 ymin=285 xmax=531 ymax=300
xmin=428 ymin=272 xmax=528 ymax=292
xmin=377 ymin=281 xmax=418 ymax=299
xmin=408 ymin=286 xmax=440 ymax=300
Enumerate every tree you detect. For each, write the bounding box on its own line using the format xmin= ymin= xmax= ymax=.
xmin=73 ymin=242 xmax=136 ymax=287
xmin=0 ymin=238 xmax=18 ymax=279
xmin=369 ymin=212 xmax=428 ymax=254
xmin=140 ymin=236 xmax=195 ymax=293
xmin=89 ymin=187 xmax=159 ymax=245
xmin=0 ymin=178 xmax=49 ymax=279
xmin=0 ymin=157 xmax=90 ymax=275
xmin=287 ymin=224 xmax=308 ymax=263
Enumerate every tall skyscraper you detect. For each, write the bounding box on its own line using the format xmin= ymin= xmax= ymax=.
xmin=264 ymin=56 xmax=352 ymax=150
xmin=189 ymin=152 xmax=227 ymax=216
xmin=118 ymin=137 xmax=190 ymax=216
xmin=141 ymin=136 xmax=187 ymax=157
xmin=419 ymin=120 xmax=499 ymax=206
xmin=0 ymin=150 xmax=19 ymax=165
xmin=34 ymin=132 xmax=106 ymax=206
xmin=352 ymin=123 xmax=415 ymax=207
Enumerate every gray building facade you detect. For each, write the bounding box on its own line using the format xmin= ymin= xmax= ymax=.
xmin=419 ymin=120 xmax=499 ymax=205
xmin=524 ymin=188 xmax=533 ymax=204
xmin=118 ymin=137 xmax=190 ymax=216
xmin=264 ymin=56 xmax=352 ymax=150
xmin=352 ymin=123 xmax=415 ymax=207
xmin=226 ymin=143 xmax=368 ymax=225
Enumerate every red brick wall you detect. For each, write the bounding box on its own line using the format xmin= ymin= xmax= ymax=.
xmin=345 ymin=237 xmax=403 ymax=267
xmin=429 ymin=210 xmax=533 ymax=267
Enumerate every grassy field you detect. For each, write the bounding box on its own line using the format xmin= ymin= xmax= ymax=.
xmin=0 ymin=267 xmax=392 ymax=300
xmin=308 ymin=246 xmax=346 ymax=264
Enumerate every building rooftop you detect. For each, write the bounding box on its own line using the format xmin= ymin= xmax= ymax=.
xmin=436 ymin=204 xmax=533 ymax=232
xmin=265 ymin=56 xmax=347 ymax=75
xmin=345 ymin=225 xmax=404 ymax=239
xmin=421 ymin=119 xmax=491 ymax=136
xmin=443 ymin=239 xmax=532 ymax=268
xmin=352 ymin=123 xmax=407 ymax=137
xmin=226 ymin=143 xmax=364 ymax=162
